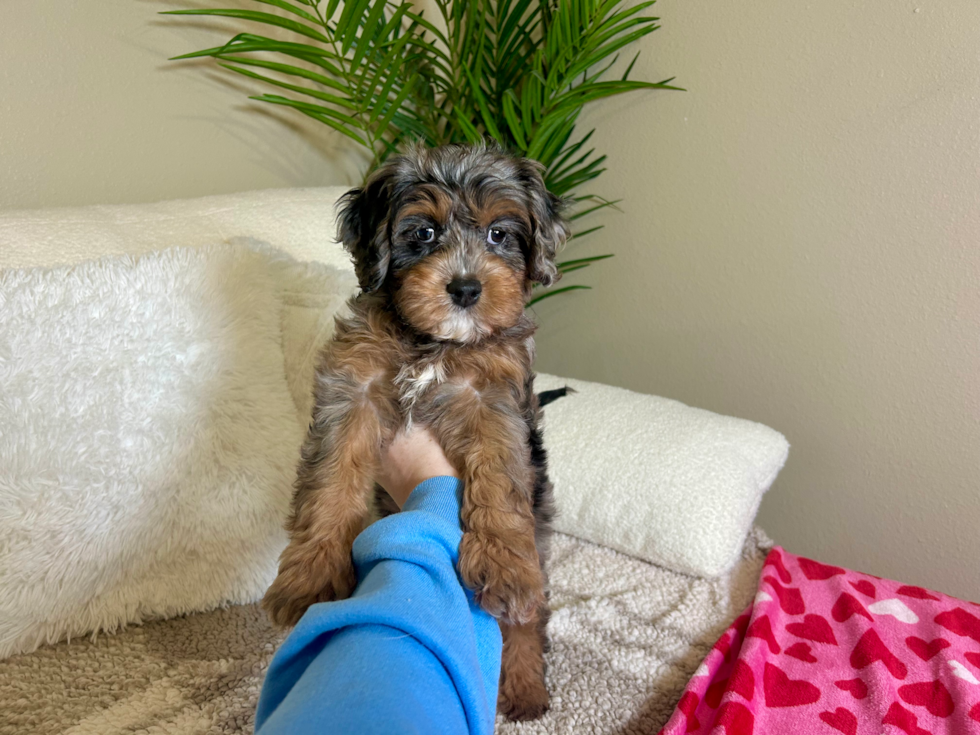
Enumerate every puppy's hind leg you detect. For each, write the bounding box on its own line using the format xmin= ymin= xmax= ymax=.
xmin=263 ymin=374 xmax=397 ymax=628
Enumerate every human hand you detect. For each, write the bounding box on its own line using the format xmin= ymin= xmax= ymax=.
xmin=376 ymin=426 xmax=459 ymax=509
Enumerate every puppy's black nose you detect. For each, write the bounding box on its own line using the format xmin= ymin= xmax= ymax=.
xmin=447 ymin=277 xmax=482 ymax=308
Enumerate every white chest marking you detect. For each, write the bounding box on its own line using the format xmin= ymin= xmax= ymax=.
xmin=395 ymin=361 xmax=447 ymax=424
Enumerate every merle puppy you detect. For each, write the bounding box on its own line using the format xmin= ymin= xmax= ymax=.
xmin=263 ymin=142 xmax=567 ymax=720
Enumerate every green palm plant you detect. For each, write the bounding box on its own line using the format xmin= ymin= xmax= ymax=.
xmin=164 ymin=0 xmax=678 ymax=303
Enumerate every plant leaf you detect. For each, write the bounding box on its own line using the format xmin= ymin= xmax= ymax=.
xmin=501 ymin=91 xmax=528 ymax=150
xmin=218 ymin=62 xmax=356 ymax=109
xmin=527 ymin=284 xmax=592 ymax=305
xmin=557 ymin=253 xmax=614 ymax=268
xmin=375 ymin=77 xmax=418 ymax=140
xmin=568 ymin=198 xmax=622 ymax=220
xmin=216 ymin=54 xmax=349 ymax=91
xmin=349 ymin=0 xmax=389 ymax=73
xmin=463 ymin=65 xmax=503 ymax=141
xmin=570 ymin=224 xmax=604 ymax=240
xmin=336 ymin=0 xmax=373 ymax=52
xmin=557 ymin=263 xmax=593 ymax=274
xmin=161 ymin=9 xmax=328 ymax=43
xmin=248 ymin=0 xmax=320 ymax=22
xmin=250 ymin=94 xmax=368 ymax=144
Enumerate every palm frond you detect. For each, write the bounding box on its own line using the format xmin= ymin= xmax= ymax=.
xmin=164 ymin=0 xmax=679 ymax=304
xmin=527 ymin=284 xmax=592 ymax=306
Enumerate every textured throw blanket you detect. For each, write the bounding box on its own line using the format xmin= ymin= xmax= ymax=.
xmin=0 ymin=529 xmax=771 ymax=735
xmin=659 ymin=547 xmax=980 ymax=735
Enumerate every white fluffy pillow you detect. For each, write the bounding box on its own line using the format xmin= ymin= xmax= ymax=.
xmin=0 ymin=244 xmax=353 ymax=659
xmin=535 ymin=373 xmax=788 ymax=577
xmin=0 ymin=187 xmax=352 ymax=272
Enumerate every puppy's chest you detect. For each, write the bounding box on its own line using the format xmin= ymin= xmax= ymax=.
xmin=394 ymin=358 xmax=450 ymax=410
xmin=392 ymin=347 xmax=528 ymax=417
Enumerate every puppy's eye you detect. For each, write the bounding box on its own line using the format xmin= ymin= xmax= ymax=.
xmin=414 ymin=227 xmax=436 ymax=243
xmin=487 ymin=228 xmax=506 ymax=246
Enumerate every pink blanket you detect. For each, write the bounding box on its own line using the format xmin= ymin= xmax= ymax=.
xmin=659 ymin=547 xmax=980 ymax=735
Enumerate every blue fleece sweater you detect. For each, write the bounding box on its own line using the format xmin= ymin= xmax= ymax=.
xmin=254 ymin=476 xmax=501 ymax=735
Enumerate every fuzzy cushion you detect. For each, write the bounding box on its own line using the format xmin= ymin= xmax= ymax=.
xmin=0 ymin=244 xmax=353 ymax=659
xmin=535 ymin=373 xmax=789 ymax=577
xmin=0 ymin=187 xmax=352 ymax=272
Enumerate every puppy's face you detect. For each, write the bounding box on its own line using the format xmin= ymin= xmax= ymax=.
xmin=338 ymin=144 xmax=568 ymax=343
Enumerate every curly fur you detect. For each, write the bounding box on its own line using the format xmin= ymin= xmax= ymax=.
xmin=263 ymin=143 xmax=568 ymax=721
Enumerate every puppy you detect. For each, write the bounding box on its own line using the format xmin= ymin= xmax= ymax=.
xmin=262 ymin=142 xmax=568 ymax=720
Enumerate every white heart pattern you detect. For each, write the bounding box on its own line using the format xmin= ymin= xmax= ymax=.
xmin=754 ymin=590 xmax=773 ymax=605
xmin=868 ymin=598 xmax=919 ymax=624
xmin=950 ymin=660 xmax=980 ymax=685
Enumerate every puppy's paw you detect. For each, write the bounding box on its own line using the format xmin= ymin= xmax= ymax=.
xmin=499 ymin=672 xmax=550 ymax=722
xmin=459 ymin=531 xmax=544 ymax=625
xmin=262 ymin=542 xmax=356 ymax=628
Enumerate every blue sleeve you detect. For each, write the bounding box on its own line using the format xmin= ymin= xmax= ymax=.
xmin=254 ymin=476 xmax=502 ymax=735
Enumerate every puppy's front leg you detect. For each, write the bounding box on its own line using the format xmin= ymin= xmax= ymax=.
xmin=263 ymin=368 xmax=397 ymax=628
xmin=428 ymin=385 xmax=544 ymax=626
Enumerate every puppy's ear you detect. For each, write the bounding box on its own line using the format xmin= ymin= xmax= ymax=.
xmin=337 ymin=165 xmax=396 ymax=293
xmin=520 ymin=161 xmax=569 ymax=287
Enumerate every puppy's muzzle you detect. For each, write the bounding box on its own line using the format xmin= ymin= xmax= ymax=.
xmin=447 ymin=277 xmax=482 ymax=308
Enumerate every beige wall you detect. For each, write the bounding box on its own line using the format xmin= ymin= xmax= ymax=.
xmin=3 ymin=2 xmax=978 ymax=599
xmin=0 ymin=0 xmax=358 ymax=210
xmin=534 ymin=1 xmax=980 ymax=601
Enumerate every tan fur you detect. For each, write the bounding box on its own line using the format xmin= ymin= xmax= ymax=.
xmin=396 ymin=251 xmax=525 ymax=344
xmin=499 ymin=611 xmax=551 ymax=720
xmin=263 ymin=297 xmax=544 ymax=622
xmin=265 ymin=144 xmax=567 ymax=720
xmin=262 ymin=295 xmax=552 ymax=712
xmin=418 ymin=360 xmax=544 ymax=624
xmin=394 ymin=185 xmax=454 ymax=225
xmin=475 ymin=198 xmax=529 ymax=231
xmin=263 ymin=306 xmax=405 ymax=627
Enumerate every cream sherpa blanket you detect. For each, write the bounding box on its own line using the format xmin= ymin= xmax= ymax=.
xmin=0 ymin=528 xmax=770 ymax=735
